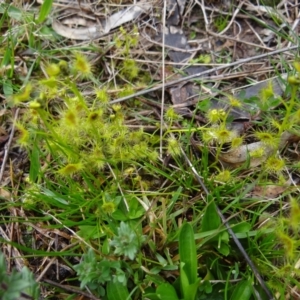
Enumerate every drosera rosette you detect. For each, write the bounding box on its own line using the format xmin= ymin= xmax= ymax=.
xmin=42 ymin=60 xmax=69 ymax=79
xmin=115 ymin=25 xmax=139 ymax=55
xmin=201 ymin=124 xmax=238 ymax=146
xmin=95 ymin=87 xmax=110 ymax=105
xmin=121 ymin=58 xmax=139 ymax=80
xmin=164 ymin=107 xmax=183 ymax=125
xmin=227 ymin=95 xmax=243 ymax=108
xmin=206 ymin=108 xmax=227 ymax=124
xmin=276 ymin=225 xmax=297 ymax=260
xmin=214 ymin=169 xmax=232 ymax=184
xmin=38 ymin=77 xmax=60 ymax=99
xmin=166 ymin=136 xmax=181 ymax=157
xmin=290 ymin=108 xmax=300 ymax=126
xmin=57 ymin=162 xmax=85 ymax=177
xmin=263 ymin=155 xmax=286 ymax=174
xmin=260 ymin=80 xmax=276 ymax=102
xmin=15 ymin=121 xmax=30 ymax=148
xmin=230 ymin=136 xmax=244 ymax=149
xmin=86 ymin=146 xmax=107 ymax=171
xmin=289 ymin=197 xmax=300 ymax=231
xmin=72 ymin=52 xmax=93 ymax=79
xmin=100 ymin=201 xmax=117 ymax=215
xmin=116 ymin=84 xmax=135 ymax=99
xmin=38 ymin=61 xmax=70 ymax=101
xmin=249 ymin=146 xmax=266 ymax=160
xmin=254 ymin=130 xmax=280 ymax=150
xmin=44 ymin=63 xmax=61 ymax=77
xmin=52 ymin=103 xmax=89 ymax=149
xmin=11 ymin=83 xmax=33 ymax=105
xmin=214 ymin=125 xmax=238 ymax=145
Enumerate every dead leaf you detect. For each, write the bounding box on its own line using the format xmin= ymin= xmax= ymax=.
xmin=249 ymin=183 xmax=289 ymax=199
xmin=52 ymin=1 xmax=152 ymax=40
xmin=219 ymin=131 xmax=297 ymax=168
xmin=0 ymin=188 xmax=11 ymax=199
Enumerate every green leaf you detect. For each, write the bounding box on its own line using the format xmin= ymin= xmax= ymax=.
xmin=0 ymin=252 xmax=40 ymax=299
xmin=112 ymin=209 xmax=127 ymax=221
xmin=215 ymin=241 xmax=230 ymax=256
xmin=201 ymin=283 xmax=224 ymax=300
xmin=162 ymin=265 xmax=178 ymax=271
xmin=230 ymin=280 xmax=253 ymax=300
xmin=180 ymin=265 xmax=190 ymax=298
xmin=102 ymin=238 xmax=110 ymax=255
xmin=3 ymin=80 xmax=13 ymax=96
xmin=231 ymin=222 xmax=251 ymax=234
xmin=143 ymin=293 xmax=160 ymax=300
xmin=40 ymin=187 xmax=69 ymax=206
xmin=167 ymin=186 xmax=183 ymax=215
xmin=156 ymin=283 xmax=179 ymax=300
xmin=36 ymin=0 xmax=53 ymax=24
xmin=38 ymin=25 xmax=59 ymax=41
xmin=199 ymin=280 xmax=212 ymax=294
xmin=179 ymin=223 xmax=198 ymax=285
xmin=29 ymin=142 xmax=40 ymax=182
xmin=77 ymin=225 xmax=105 ymax=240
xmin=201 ymin=201 xmax=221 ymax=233
xmin=179 ymin=269 xmax=201 ymax=300
xmin=0 ymin=4 xmax=23 ymax=21
xmin=127 ymin=196 xmax=145 ymax=219
xmin=184 ymin=279 xmax=201 ymax=300
xmin=1 ymin=46 xmax=13 ymax=71
xmin=156 ymin=253 xmax=168 ymax=266
xmin=106 ymin=281 xmax=131 ymax=300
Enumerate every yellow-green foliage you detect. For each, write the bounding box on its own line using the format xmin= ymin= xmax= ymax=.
xmin=13 ymin=53 xmax=158 ymax=176
xmin=115 ymin=26 xmax=140 ymax=80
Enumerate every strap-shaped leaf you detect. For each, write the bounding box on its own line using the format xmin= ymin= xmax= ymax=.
xmin=179 ymin=223 xmax=197 ymax=285
xmin=107 ymin=281 xmax=131 ymax=300
xmin=201 ymin=200 xmax=221 ymax=233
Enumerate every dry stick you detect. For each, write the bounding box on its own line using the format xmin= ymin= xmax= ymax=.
xmin=180 ymin=149 xmax=275 ymax=300
xmin=287 ymin=9 xmax=300 ymax=48
xmin=159 ymin=0 xmax=167 ymax=157
xmin=43 ymin=279 xmax=101 ymax=300
xmin=109 ymin=45 xmax=299 ymax=105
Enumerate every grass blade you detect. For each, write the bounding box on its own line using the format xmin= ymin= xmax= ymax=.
xmin=36 ymin=0 xmax=53 ymax=24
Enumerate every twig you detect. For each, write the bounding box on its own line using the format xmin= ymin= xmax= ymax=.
xmin=159 ymin=0 xmax=167 ymax=157
xmin=216 ymin=0 xmax=244 ymax=36
xmin=43 ymin=279 xmax=101 ymax=300
xmin=109 ymin=45 xmax=298 ymax=105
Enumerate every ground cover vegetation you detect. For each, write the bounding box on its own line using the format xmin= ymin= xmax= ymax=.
xmin=1 ymin=0 xmax=300 ymax=299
